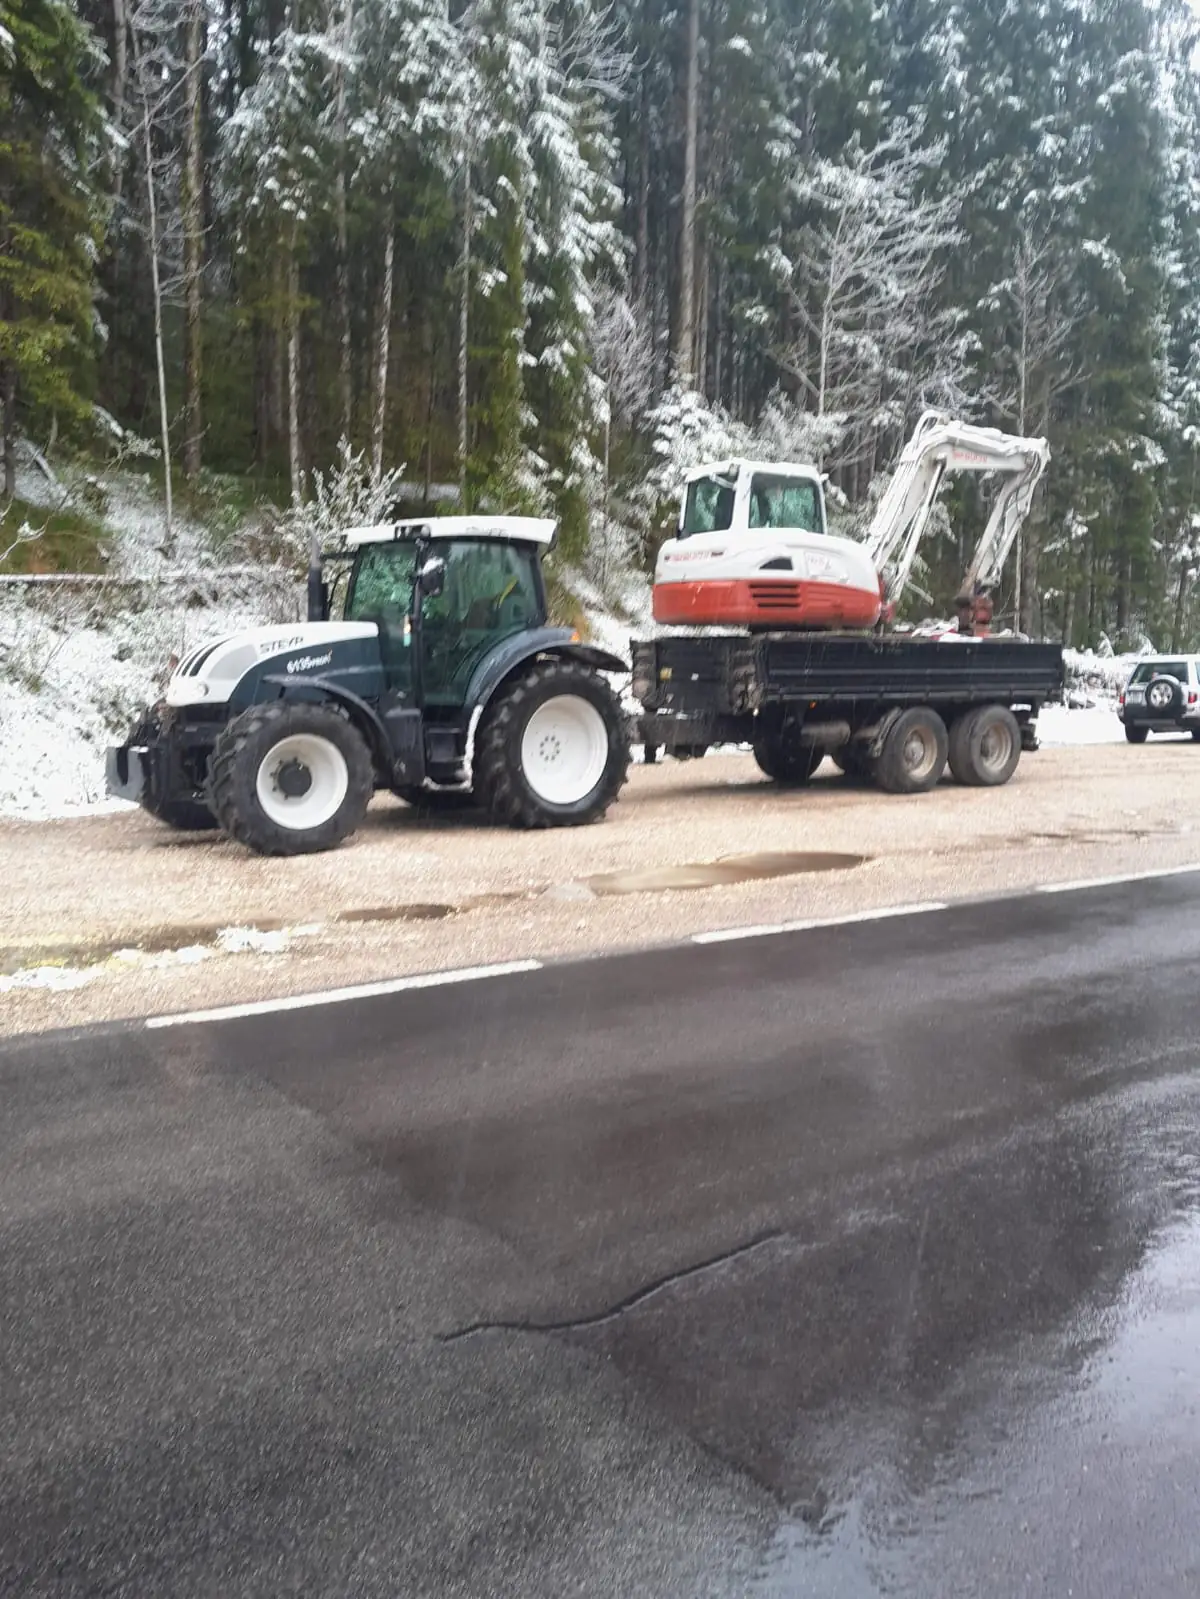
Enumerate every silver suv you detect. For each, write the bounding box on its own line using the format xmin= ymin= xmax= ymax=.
xmin=1118 ymin=656 xmax=1200 ymax=742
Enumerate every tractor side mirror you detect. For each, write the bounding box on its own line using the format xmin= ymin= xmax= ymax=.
xmin=419 ymin=556 xmax=446 ymax=598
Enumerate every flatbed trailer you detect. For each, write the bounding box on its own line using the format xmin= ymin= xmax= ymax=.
xmin=630 ymin=633 xmax=1065 ymax=791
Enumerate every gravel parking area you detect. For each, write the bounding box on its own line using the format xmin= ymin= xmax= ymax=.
xmin=4 ymin=740 xmax=1199 ymax=1036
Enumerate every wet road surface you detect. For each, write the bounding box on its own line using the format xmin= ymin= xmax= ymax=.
xmin=3 ymin=874 xmax=1200 ymax=1595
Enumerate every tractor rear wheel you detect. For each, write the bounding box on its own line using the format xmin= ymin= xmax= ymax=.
xmin=474 ymin=658 xmax=629 ymax=829
xmin=207 ymin=702 xmax=374 ymax=855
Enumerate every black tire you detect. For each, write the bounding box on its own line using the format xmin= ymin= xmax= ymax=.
xmin=1192 ymin=729 xmax=1200 ymax=742
xmin=832 ymin=746 xmax=871 ymax=781
xmin=128 ymin=709 xmax=218 ymax=831
xmin=947 ymin=704 xmax=1022 ymax=787
xmin=1125 ymin=724 xmax=1149 ymax=744
xmin=875 ymin=707 xmax=949 ymax=794
xmin=206 ymin=702 xmax=374 ymax=855
xmin=752 ymin=723 xmax=823 ymax=785
xmin=474 ymin=658 xmax=630 ymax=829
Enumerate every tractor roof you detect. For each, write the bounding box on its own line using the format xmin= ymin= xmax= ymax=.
xmin=342 ymin=515 xmax=557 ymax=547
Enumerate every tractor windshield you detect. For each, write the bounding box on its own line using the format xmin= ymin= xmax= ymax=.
xmin=681 ymin=475 xmax=736 ymax=536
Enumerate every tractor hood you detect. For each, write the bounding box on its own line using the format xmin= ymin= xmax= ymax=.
xmin=164 ymin=622 xmax=380 ymax=708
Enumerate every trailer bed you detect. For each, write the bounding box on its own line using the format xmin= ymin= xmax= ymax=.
xmin=630 ymin=632 xmax=1065 ymax=786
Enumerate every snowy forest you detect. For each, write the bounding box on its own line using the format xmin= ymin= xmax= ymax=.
xmin=6 ymin=0 xmax=1200 ymax=646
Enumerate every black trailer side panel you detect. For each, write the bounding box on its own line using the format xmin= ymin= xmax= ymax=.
xmin=761 ymin=634 xmax=1064 ymax=705
xmin=631 ymin=634 xmax=1064 ymax=718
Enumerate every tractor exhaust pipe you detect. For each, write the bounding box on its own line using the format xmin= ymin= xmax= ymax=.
xmin=306 ymin=525 xmax=325 ymax=622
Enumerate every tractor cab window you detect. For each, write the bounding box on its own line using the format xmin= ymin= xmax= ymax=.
xmin=346 ymin=540 xmax=419 ymax=621
xmin=747 ymin=474 xmax=821 ymax=533
xmin=345 ymin=540 xmax=420 ymax=691
xmin=420 ymin=540 xmax=542 ymax=706
xmin=681 ymin=475 xmax=736 ymax=537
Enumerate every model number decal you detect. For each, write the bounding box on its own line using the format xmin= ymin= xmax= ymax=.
xmin=286 ymin=651 xmax=333 ymax=674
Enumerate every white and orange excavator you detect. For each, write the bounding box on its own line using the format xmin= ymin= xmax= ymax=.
xmin=652 ymin=410 xmax=1050 ymax=636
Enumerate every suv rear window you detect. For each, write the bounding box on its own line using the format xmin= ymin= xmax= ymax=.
xmin=1129 ymin=660 xmax=1192 ymax=685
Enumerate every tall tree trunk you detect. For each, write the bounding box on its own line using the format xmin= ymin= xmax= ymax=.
xmin=1171 ymin=556 xmax=1190 ymax=653
xmin=1019 ymin=519 xmax=1039 ymax=637
xmin=181 ymin=0 xmax=205 ymax=481
xmin=137 ymin=53 xmax=173 ymax=550
xmin=675 ymin=0 xmax=699 ymax=382
xmin=334 ymin=0 xmax=354 ymax=443
xmin=287 ymin=241 xmax=302 ymax=505
xmin=1 ymin=359 xmax=16 ymax=502
xmin=371 ymin=204 xmax=396 ymax=482
xmin=458 ymin=155 xmax=472 ymax=506
xmin=111 ymin=0 xmax=128 ymax=206
xmin=633 ymin=68 xmax=650 ymax=308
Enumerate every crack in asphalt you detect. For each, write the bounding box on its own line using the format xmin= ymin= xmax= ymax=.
xmin=439 ymin=1228 xmax=786 ymax=1343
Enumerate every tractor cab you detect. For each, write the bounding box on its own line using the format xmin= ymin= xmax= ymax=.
xmin=337 ymin=516 xmax=552 ymax=709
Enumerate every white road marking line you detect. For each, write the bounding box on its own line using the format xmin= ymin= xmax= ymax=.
xmin=692 ymin=902 xmax=950 ymax=945
xmin=144 ymin=960 xmax=544 ymax=1029
xmin=1035 ymin=863 xmax=1200 ymax=895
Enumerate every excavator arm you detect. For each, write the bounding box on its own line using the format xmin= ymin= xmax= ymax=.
xmin=863 ymin=411 xmax=1050 ymax=633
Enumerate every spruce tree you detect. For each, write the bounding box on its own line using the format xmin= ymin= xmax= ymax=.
xmin=0 ymin=0 xmax=104 ymax=497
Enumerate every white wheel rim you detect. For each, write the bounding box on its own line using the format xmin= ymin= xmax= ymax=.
xmin=520 ymin=695 xmax=609 ymax=807
xmin=255 ymin=733 xmax=349 ymax=830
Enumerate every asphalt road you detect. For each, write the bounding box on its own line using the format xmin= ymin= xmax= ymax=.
xmin=3 ymin=873 xmax=1200 ymax=1596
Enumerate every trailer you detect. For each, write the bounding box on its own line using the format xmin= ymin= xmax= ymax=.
xmin=631 ymin=632 xmax=1065 ymax=791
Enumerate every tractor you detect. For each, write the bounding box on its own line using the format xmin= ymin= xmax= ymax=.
xmin=107 ymin=516 xmax=630 ymax=855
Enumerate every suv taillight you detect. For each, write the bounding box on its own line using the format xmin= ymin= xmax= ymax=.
xmin=1119 ymin=692 xmax=1125 ymax=706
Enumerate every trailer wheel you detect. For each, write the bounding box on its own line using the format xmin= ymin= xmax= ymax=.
xmin=752 ymin=729 xmax=823 ymax=785
xmin=207 ymin=702 xmax=374 ymax=855
xmin=832 ymin=746 xmax=871 ymax=782
xmin=948 ymin=705 xmax=1022 ymax=787
xmin=474 ymin=658 xmax=629 ymax=829
xmin=875 ymin=707 xmax=948 ymax=794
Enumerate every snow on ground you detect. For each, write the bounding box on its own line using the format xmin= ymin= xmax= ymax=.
xmin=0 ymin=924 xmax=323 ymax=994
xmin=1038 ymin=703 xmax=1125 ymax=745
xmin=0 ymin=596 xmax=279 ymax=820
xmin=1 ymin=459 xmax=293 ymax=819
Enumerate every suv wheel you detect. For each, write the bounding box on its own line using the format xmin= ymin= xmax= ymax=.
xmin=1125 ymin=725 xmax=1149 ymax=744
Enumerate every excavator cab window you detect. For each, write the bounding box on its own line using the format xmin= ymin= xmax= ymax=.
xmin=747 ymin=474 xmax=820 ymax=533
xmin=681 ymin=475 xmax=736 ymax=537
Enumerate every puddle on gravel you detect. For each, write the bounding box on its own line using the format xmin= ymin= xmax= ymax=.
xmin=337 ymin=903 xmax=457 ymax=923
xmin=584 ymin=850 xmax=866 ymax=896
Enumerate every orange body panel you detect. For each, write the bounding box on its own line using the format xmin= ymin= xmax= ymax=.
xmin=653 ymin=578 xmax=884 ymax=630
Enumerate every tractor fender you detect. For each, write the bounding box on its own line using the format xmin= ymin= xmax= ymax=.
xmin=460 ymin=631 xmax=629 ymax=785
xmin=262 ymin=674 xmax=393 ymax=773
xmin=464 ymin=629 xmax=628 ymax=718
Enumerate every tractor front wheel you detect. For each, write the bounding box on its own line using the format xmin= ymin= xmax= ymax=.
xmin=207 ymin=702 xmax=374 ymax=855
